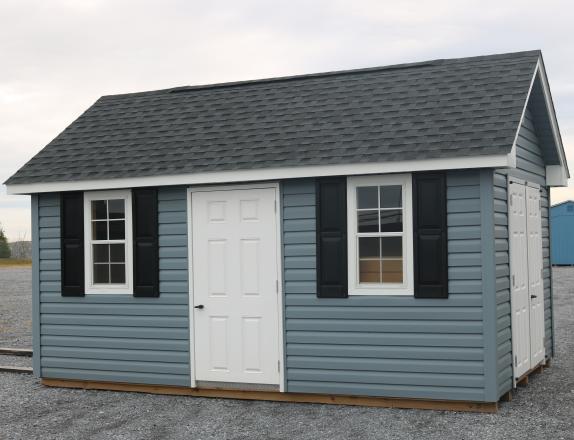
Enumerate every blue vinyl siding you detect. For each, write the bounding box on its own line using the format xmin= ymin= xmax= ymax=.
xmin=282 ymin=172 xmax=491 ymax=402
xmin=37 ymin=187 xmax=190 ymax=386
xmin=495 ymin=107 xmax=554 ymax=397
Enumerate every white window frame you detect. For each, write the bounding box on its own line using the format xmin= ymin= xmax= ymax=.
xmin=83 ymin=189 xmax=133 ymax=295
xmin=347 ymin=174 xmax=414 ymax=296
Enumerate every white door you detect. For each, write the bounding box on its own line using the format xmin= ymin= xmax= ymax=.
xmin=509 ymin=182 xmax=531 ymax=379
xmin=191 ymin=186 xmax=280 ymax=385
xmin=526 ymin=185 xmax=545 ymax=367
xmin=508 ymin=181 xmax=546 ymax=382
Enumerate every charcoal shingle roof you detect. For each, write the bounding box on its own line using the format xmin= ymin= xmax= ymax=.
xmin=6 ymin=50 xmax=541 ymax=185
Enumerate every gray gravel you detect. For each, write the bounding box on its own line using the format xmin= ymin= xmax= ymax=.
xmin=0 ymin=354 xmax=32 ymax=368
xmin=0 ymin=266 xmax=572 ymax=440
xmin=0 ymin=266 xmax=32 ymax=348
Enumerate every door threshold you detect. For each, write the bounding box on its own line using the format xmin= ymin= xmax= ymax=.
xmin=195 ymin=380 xmax=279 ymax=392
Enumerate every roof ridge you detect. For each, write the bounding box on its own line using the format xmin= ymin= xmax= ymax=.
xmin=101 ymin=50 xmax=541 ymax=99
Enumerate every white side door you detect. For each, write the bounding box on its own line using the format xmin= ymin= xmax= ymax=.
xmin=508 ymin=181 xmax=531 ymax=379
xmin=526 ymin=185 xmax=545 ymax=367
xmin=191 ymin=186 xmax=280 ymax=385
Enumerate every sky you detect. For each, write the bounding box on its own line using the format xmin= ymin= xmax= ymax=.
xmin=1 ymin=0 xmax=573 ymax=241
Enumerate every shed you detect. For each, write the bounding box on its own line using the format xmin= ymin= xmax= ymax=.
xmin=5 ymin=50 xmax=569 ymax=412
xmin=550 ymin=200 xmax=574 ymax=265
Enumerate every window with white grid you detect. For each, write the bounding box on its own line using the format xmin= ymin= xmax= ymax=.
xmin=347 ymin=174 xmax=414 ymax=295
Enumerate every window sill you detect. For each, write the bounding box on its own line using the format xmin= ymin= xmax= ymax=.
xmin=85 ymin=288 xmax=133 ymax=295
xmin=348 ymin=286 xmax=413 ymax=296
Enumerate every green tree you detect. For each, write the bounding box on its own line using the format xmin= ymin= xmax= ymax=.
xmin=0 ymin=224 xmax=11 ymax=258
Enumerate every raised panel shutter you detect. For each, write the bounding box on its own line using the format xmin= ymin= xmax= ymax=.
xmin=132 ymin=188 xmax=159 ymax=297
xmin=316 ymin=177 xmax=348 ymax=298
xmin=61 ymin=192 xmax=85 ymax=296
xmin=413 ymin=172 xmax=448 ymax=298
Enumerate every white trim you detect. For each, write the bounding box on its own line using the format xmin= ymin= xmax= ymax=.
xmin=189 ymin=183 xmax=279 ymax=193
xmin=83 ymin=189 xmax=133 ymax=295
xmin=186 ymin=182 xmax=285 ymax=391
xmin=508 ymin=176 xmax=526 ymax=186
xmin=508 ymin=59 xmax=540 ymax=170
xmin=526 ymin=181 xmax=541 ymax=190
xmin=507 ymin=58 xmax=570 ymax=186
xmin=347 ymin=174 xmax=414 ymax=296
xmin=508 ymin=58 xmax=570 ymax=187
xmin=537 ymin=60 xmax=570 ymax=180
xmin=186 ymin=189 xmax=196 ymax=388
xmin=273 ymin=184 xmax=286 ymax=392
xmin=546 ymin=165 xmax=568 ymax=187
xmin=6 ymin=154 xmax=510 ymax=195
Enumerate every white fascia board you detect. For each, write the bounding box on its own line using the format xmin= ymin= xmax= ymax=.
xmin=507 ymin=58 xmax=570 ymax=187
xmin=508 ymin=59 xmax=540 ymax=170
xmin=537 ymin=60 xmax=571 ymax=180
xmin=6 ymin=153 xmax=510 ymax=195
xmin=546 ymin=165 xmax=568 ymax=187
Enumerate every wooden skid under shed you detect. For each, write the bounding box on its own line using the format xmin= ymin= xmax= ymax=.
xmin=41 ymin=379 xmax=498 ymax=413
xmin=0 ymin=347 xmax=33 ymax=357
xmin=0 ymin=365 xmax=33 ymax=374
xmin=516 ymin=360 xmax=547 ymax=387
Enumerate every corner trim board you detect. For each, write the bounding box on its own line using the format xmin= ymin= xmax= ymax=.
xmin=480 ymin=169 xmax=498 ymax=401
xmin=278 ymin=182 xmax=289 ymax=392
xmin=31 ymin=194 xmax=41 ymax=377
xmin=40 ymin=379 xmax=498 ymax=413
xmin=546 ymin=165 xmax=568 ymax=187
xmin=186 ymin=187 xmax=196 ymax=389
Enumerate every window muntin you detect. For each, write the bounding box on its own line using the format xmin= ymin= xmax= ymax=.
xmin=348 ymin=175 xmax=413 ymax=295
xmin=90 ymin=198 xmax=127 ymax=284
xmin=84 ymin=190 xmax=133 ymax=294
xmin=356 ymin=185 xmax=404 ymax=284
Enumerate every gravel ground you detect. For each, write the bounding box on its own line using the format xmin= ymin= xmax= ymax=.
xmin=0 ymin=354 xmax=32 ymax=368
xmin=0 ymin=266 xmax=32 ymax=348
xmin=0 ymin=266 xmax=572 ymax=440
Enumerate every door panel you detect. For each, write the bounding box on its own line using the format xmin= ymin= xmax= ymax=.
xmin=192 ymin=187 xmax=280 ymax=385
xmin=526 ymin=186 xmax=545 ymax=366
xmin=209 ymin=316 xmax=229 ymax=371
xmin=207 ymin=240 xmax=227 ymax=295
xmin=242 ymin=317 xmax=262 ymax=372
xmin=240 ymin=239 xmax=260 ymax=295
xmin=508 ymin=182 xmax=530 ymax=379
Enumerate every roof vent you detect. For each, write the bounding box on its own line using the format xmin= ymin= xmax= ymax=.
xmin=168 ymin=60 xmax=443 ymax=94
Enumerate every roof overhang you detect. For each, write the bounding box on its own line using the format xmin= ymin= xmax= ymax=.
xmin=509 ymin=57 xmax=570 ymax=187
xmin=6 ymin=153 xmax=511 ymax=195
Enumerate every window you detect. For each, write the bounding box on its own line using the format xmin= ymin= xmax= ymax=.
xmin=347 ymin=174 xmax=414 ymax=295
xmin=84 ymin=190 xmax=133 ymax=294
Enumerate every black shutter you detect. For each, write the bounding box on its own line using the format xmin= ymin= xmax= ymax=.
xmin=132 ymin=188 xmax=159 ymax=297
xmin=61 ymin=192 xmax=85 ymax=296
xmin=316 ymin=177 xmax=348 ymax=298
xmin=413 ymin=172 xmax=448 ymax=298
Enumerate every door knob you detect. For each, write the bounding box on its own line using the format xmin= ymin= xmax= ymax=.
xmin=194 ymin=305 xmax=204 ymax=309
xmin=530 ymin=295 xmax=537 ymax=299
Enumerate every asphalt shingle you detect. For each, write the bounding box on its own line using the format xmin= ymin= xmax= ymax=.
xmin=5 ymin=50 xmax=541 ymax=185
